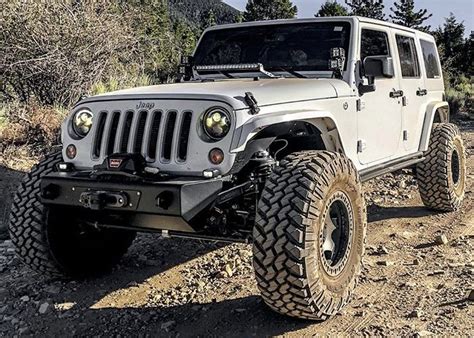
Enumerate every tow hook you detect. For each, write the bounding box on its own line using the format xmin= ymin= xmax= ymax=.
xmin=79 ymin=191 xmax=128 ymax=210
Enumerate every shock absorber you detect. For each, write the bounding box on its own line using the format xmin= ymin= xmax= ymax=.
xmin=250 ymin=150 xmax=276 ymax=188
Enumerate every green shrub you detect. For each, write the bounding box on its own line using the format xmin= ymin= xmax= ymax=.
xmin=0 ymin=1 xmax=139 ymax=107
xmin=90 ymin=75 xmax=152 ymax=96
xmin=0 ymin=1 xmax=193 ymax=107
xmin=0 ymin=101 xmax=66 ymax=154
xmin=445 ymin=75 xmax=473 ymax=115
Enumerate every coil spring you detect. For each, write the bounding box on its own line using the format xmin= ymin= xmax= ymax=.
xmin=252 ymin=151 xmax=275 ymax=184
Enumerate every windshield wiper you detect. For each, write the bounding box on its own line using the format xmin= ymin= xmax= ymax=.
xmin=194 ymin=63 xmax=278 ymax=79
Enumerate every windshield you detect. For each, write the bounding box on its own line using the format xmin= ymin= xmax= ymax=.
xmin=193 ymin=22 xmax=351 ymax=74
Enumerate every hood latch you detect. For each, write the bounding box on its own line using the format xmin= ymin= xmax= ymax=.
xmin=244 ymin=92 xmax=260 ymax=115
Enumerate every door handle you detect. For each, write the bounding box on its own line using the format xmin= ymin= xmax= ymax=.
xmin=416 ymin=88 xmax=428 ymax=96
xmin=390 ymin=89 xmax=404 ymax=98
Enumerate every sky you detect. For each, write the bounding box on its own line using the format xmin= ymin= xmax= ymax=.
xmin=224 ymin=0 xmax=474 ymax=34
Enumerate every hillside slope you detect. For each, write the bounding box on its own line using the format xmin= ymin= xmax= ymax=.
xmin=169 ymin=0 xmax=240 ymax=27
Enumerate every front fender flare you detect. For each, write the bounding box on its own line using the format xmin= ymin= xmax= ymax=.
xmin=419 ymin=101 xmax=450 ymax=152
xmin=230 ymin=110 xmax=345 ymax=154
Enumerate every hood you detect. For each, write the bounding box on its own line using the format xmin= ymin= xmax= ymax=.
xmin=85 ymin=78 xmax=353 ymax=110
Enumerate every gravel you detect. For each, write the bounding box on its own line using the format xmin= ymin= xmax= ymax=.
xmin=0 ymin=120 xmax=472 ymax=336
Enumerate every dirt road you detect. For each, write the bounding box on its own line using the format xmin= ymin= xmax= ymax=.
xmin=0 ymin=121 xmax=473 ymax=336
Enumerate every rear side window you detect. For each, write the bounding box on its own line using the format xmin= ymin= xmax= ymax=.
xmin=420 ymin=40 xmax=441 ymax=78
xmin=396 ymin=35 xmax=420 ymax=78
xmin=361 ymin=29 xmax=390 ymax=60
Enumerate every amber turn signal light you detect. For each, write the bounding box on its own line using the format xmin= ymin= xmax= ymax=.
xmin=209 ymin=148 xmax=224 ymax=165
xmin=66 ymin=144 xmax=77 ymax=159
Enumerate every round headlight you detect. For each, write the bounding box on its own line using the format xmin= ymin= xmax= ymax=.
xmin=203 ymin=108 xmax=231 ymax=140
xmin=72 ymin=109 xmax=93 ymax=138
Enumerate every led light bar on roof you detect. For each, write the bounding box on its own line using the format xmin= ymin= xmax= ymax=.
xmin=194 ymin=63 xmax=260 ymax=71
xmin=194 ymin=63 xmax=277 ymax=78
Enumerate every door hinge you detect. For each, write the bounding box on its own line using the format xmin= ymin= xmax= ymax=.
xmin=403 ymin=130 xmax=408 ymax=141
xmin=357 ymin=140 xmax=367 ymax=153
xmin=402 ymin=96 xmax=408 ymax=106
xmin=356 ymin=99 xmax=365 ymax=111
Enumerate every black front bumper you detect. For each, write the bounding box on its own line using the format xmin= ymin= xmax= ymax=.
xmin=40 ymin=172 xmax=223 ymax=222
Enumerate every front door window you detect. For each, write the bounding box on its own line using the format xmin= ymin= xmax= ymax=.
xmin=361 ymin=29 xmax=390 ymax=61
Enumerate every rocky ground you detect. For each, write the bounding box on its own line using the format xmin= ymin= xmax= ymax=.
xmin=0 ymin=166 xmax=23 ymax=239
xmin=0 ymin=120 xmax=473 ymax=337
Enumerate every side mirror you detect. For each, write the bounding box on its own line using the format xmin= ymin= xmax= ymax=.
xmin=363 ymin=56 xmax=394 ymax=78
xmin=359 ymin=56 xmax=394 ymax=94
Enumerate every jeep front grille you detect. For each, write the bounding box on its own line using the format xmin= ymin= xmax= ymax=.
xmin=92 ymin=109 xmax=192 ymax=163
xmin=162 ymin=111 xmax=177 ymax=161
xmin=134 ymin=111 xmax=148 ymax=154
xmin=93 ymin=112 xmax=107 ymax=158
xmin=178 ymin=111 xmax=192 ymax=161
xmin=120 ymin=111 xmax=134 ymax=153
xmin=147 ymin=111 xmax=162 ymax=160
xmin=107 ymin=112 xmax=120 ymax=155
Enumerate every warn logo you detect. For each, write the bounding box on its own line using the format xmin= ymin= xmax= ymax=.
xmin=109 ymin=158 xmax=123 ymax=169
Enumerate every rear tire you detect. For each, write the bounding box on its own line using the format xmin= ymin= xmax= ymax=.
xmin=416 ymin=123 xmax=466 ymax=211
xmin=8 ymin=151 xmax=136 ymax=278
xmin=253 ymin=151 xmax=366 ymax=320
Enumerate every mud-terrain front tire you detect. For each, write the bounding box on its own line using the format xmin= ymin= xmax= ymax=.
xmin=253 ymin=151 xmax=366 ymax=320
xmin=416 ymin=123 xmax=466 ymax=211
xmin=8 ymin=151 xmax=136 ymax=278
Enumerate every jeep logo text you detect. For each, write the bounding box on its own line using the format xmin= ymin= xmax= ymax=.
xmin=136 ymin=101 xmax=155 ymax=110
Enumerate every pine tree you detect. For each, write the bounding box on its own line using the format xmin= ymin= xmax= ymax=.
xmin=173 ymin=20 xmax=197 ymax=56
xmin=202 ymin=9 xmax=217 ymax=29
xmin=467 ymin=32 xmax=474 ymax=77
xmin=235 ymin=12 xmax=244 ymax=23
xmin=125 ymin=1 xmax=178 ymax=82
xmin=389 ymin=0 xmax=432 ymax=32
xmin=347 ymin=0 xmax=385 ymax=20
xmin=315 ymin=1 xmax=348 ymax=17
xmin=243 ymin=0 xmax=297 ymax=21
xmin=434 ymin=13 xmax=466 ymax=75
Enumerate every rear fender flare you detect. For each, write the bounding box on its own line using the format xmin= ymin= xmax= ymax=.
xmin=419 ymin=101 xmax=450 ymax=152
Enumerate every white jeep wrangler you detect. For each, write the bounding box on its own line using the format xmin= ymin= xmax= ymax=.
xmin=9 ymin=17 xmax=466 ymax=320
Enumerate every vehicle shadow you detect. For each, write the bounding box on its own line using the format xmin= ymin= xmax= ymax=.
xmin=0 ymin=235 xmax=318 ymax=337
xmin=2 ymin=235 xmax=240 ymax=331
xmin=367 ymin=205 xmax=438 ymax=223
xmin=8 ymin=235 xmax=316 ymax=336
xmin=27 ymin=295 xmax=312 ymax=337
xmin=47 ymin=236 xmax=226 ymax=306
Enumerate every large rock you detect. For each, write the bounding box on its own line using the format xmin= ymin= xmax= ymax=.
xmin=434 ymin=234 xmax=448 ymax=245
